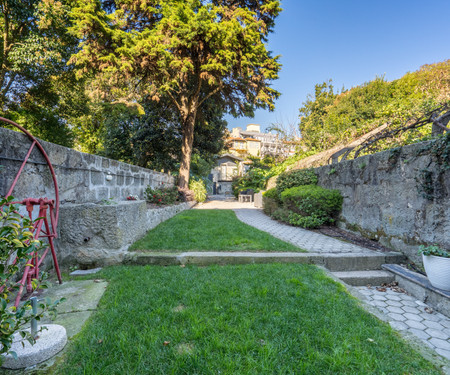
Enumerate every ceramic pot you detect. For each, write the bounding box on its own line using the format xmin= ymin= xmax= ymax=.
xmin=423 ymin=254 xmax=450 ymax=291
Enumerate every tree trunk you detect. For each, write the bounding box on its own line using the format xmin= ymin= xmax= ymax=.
xmin=178 ymin=111 xmax=197 ymax=189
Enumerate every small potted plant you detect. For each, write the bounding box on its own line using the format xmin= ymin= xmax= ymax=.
xmin=419 ymin=245 xmax=450 ymax=291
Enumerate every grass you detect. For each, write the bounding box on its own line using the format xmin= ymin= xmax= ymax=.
xmin=130 ymin=209 xmax=304 ymax=252
xmin=50 ymin=264 xmax=441 ymax=375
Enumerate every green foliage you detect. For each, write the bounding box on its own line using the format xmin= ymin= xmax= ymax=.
xmin=276 ymin=169 xmax=318 ymax=195
xmin=419 ymin=245 xmax=450 ymax=258
xmin=0 ymin=196 xmax=63 ymax=362
xmin=69 ymin=0 xmax=281 ymax=187
xmin=298 ymin=61 xmax=450 ymax=154
xmin=189 ymin=179 xmax=207 ymax=203
xmin=280 ymin=185 xmax=343 ymax=229
xmin=0 ymin=0 xmax=79 ymax=145
xmin=232 ymin=168 xmax=269 ymax=198
xmin=262 ymin=188 xmax=280 ymax=215
xmin=263 ymin=188 xmax=279 ymax=200
xmin=144 ymin=186 xmax=179 ymax=206
xmin=103 ymin=98 xmax=226 ymax=174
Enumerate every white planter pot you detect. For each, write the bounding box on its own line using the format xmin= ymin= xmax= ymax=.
xmin=423 ymin=254 xmax=450 ymax=291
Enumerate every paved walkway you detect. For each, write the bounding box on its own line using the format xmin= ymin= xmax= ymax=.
xmin=357 ymin=285 xmax=450 ymax=362
xmin=234 ymin=208 xmax=374 ymax=254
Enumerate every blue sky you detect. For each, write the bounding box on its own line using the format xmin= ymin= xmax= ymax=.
xmin=225 ymin=0 xmax=450 ymax=132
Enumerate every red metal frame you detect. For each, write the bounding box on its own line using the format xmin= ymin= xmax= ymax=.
xmin=0 ymin=117 xmax=62 ymax=306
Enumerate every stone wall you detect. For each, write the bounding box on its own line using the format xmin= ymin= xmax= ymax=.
xmin=314 ymin=138 xmax=450 ymax=263
xmin=0 ymin=126 xmax=174 ymax=203
xmin=0 ymin=126 xmax=187 ymax=266
xmin=58 ymin=201 xmax=195 ymax=266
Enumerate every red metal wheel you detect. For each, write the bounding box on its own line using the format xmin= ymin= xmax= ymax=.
xmin=0 ymin=117 xmax=62 ymax=306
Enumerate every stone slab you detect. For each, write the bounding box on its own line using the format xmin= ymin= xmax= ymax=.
xmin=1 ymin=325 xmax=67 ymax=369
xmin=39 ymin=279 xmax=108 ymax=314
xmin=124 ymin=251 xmax=405 ymax=271
xmin=70 ymin=268 xmax=102 ymax=276
xmin=332 ymin=270 xmax=394 ymax=286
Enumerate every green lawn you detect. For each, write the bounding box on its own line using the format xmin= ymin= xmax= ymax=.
xmin=130 ymin=209 xmax=303 ymax=252
xmin=51 ymin=264 xmax=440 ymax=375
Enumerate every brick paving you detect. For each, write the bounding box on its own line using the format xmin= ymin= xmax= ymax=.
xmin=357 ymin=286 xmax=450 ymax=361
xmin=234 ymin=208 xmax=375 ymax=254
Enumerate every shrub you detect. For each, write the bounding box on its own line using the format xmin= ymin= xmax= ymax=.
xmin=189 ymin=179 xmax=207 ymax=203
xmin=0 ymin=196 xmax=63 ymax=363
xmin=271 ymin=208 xmax=291 ymax=223
xmin=276 ymin=169 xmax=318 ymax=195
xmin=281 ymin=185 xmax=343 ymax=229
xmin=144 ymin=185 xmax=179 ymax=205
xmin=262 ymin=188 xmax=281 ymax=215
xmin=263 ymin=188 xmax=280 ymax=201
xmin=232 ymin=168 xmax=269 ymax=198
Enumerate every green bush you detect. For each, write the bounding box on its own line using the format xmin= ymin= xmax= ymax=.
xmin=263 ymin=188 xmax=280 ymax=201
xmin=189 ymin=179 xmax=207 ymax=203
xmin=262 ymin=188 xmax=281 ymax=216
xmin=144 ymin=185 xmax=179 ymax=205
xmin=232 ymin=168 xmax=269 ymax=198
xmin=276 ymin=169 xmax=318 ymax=195
xmin=281 ymin=185 xmax=343 ymax=229
xmin=271 ymin=208 xmax=291 ymax=223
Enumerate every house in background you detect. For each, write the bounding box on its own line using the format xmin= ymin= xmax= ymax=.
xmin=227 ymin=124 xmax=298 ymax=158
xmin=209 ymin=154 xmax=250 ymax=195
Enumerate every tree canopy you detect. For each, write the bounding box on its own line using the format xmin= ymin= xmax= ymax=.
xmin=299 ymin=61 xmax=450 ymax=153
xmin=69 ymin=0 xmax=281 ymax=187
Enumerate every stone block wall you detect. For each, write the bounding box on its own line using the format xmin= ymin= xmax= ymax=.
xmin=314 ymin=139 xmax=450 ymax=263
xmin=0 ymin=126 xmax=186 ymax=267
xmin=58 ymin=201 xmax=195 ymax=266
xmin=0 ymin=126 xmax=174 ymax=203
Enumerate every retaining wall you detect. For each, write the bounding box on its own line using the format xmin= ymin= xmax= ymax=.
xmin=314 ymin=138 xmax=450 ymax=264
xmin=0 ymin=126 xmax=187 ymax=266
xmin=0 ymin=126 xmax=174 ymax=203
xmin=58 ymin=201 xmax=195 ymax=266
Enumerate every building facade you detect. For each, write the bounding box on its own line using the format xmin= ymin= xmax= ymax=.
xmin=227 ymin=124 xmax=298 ymax=158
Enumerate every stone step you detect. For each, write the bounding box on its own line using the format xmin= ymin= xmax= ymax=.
xmin=332 ymin=270 xmax=395 ymax=286
xmin=123 ymin=251 xmax=406 ymax=271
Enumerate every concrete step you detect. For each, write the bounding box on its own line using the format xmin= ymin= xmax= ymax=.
xmin=332 ymin=270 xmax=395 ymax=286
xmin=123 ymin=251 xmax=406 ymax=271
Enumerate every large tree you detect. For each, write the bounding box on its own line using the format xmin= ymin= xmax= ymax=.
xmin=0 ymin=0 xmax=76 ymax=110
xmin=69 ymin=0 xmax=281 ymax=188
xmin=103 ymin=96 xmax=227 ymax=172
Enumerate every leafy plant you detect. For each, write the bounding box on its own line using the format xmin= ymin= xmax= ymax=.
xmin=262 ymin=188 xmax=281 ymax=215
xmin=144 ymin=185 xmax=179 ymax=206
xmin=0 ymin=196 xmax=63 ymax=363
xmin=232 ymin=168 xmax=269 ymax=198
xmin=189 ymin=179 xmax=207 ymax=203
xmin=100 ymin=197 xmax=117 ymax=205
xmin=418 ymin=245 xmax=450 ymax=258
xmin=280 ymin=185 xmax=343 ymax=229
xmin=276 ymin=169 xmax=318 ymax=195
